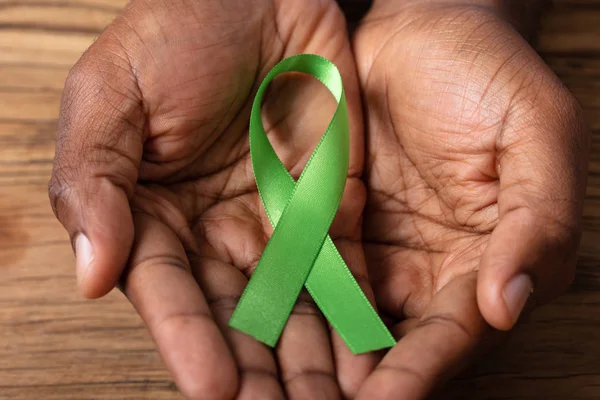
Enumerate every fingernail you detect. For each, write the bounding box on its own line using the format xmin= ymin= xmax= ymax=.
xmin=75 ymin=234 xmax=93 ymax=287
xmin=503 ymin=274 xmax=533 ymax=324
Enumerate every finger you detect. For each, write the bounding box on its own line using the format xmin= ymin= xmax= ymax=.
xmin=190 ymin=252 xmax=285 ymax=399
xmin=356 ymin=272 xmax=489 ymax=400
xmin=277 ymin=290 xmax=339 ymax=400
xmin=123 ymin=212 xmax=238 ymax=400
xmin=48 ymin=35 xmax=144 ymax=298
xmin=330 ymin=237 xmax=381 ymax=399
xmin=194 ymin=194 xmax=337 ymax=399
xmin=478 ymin=81 xmax=588 ymax=330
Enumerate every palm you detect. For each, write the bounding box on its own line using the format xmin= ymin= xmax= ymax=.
xmin=354 ymin=5 xmax=506 ymax=329
xmin=56 ymin=0 xmax=378 ymax=397
xmin=351 ymin=6 xmax=583 ymax=395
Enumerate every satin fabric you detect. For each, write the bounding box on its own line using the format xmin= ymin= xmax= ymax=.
xmin=229 ymin=54 xmax=395 ymax=354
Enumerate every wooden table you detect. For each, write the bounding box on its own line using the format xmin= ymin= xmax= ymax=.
xmin=1 ymin=1 xmax=599 ymax=399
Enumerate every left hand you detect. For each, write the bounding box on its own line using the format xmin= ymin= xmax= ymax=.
xmin=48 ymin=0 xmax=376 ymax=397
xmin=350 ymin=1 xmax=589 ymax=398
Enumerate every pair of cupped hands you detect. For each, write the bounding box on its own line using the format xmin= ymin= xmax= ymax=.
xmin=49 ymin=0 xmax=588 ymax=399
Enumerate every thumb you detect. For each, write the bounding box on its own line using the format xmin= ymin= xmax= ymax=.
xmin=477 ymin=80 xmax=588 ymax=331
xmin=477 ymin=207 xmax=578 ymax=331
xmin=49 ymin=38 xmax=144 ymax=298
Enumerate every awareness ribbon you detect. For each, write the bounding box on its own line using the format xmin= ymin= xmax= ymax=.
xmin=229 ymin=54 xmax=395 ymax=354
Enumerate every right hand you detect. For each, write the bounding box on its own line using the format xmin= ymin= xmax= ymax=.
xmin=350 ymin=1 xmax=588 ymax=398
xmin=49 ymin=0 xmax=375 ymax=398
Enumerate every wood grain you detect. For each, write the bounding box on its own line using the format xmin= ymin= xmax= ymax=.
xmin=0 ymin=1 xmax=599 ymax=399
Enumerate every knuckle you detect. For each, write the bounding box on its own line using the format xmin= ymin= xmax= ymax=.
xmin=61 ymin=58 xmax=108 ymax=126
xmin=417 ymin=314 xmax=474 ymax=342
xmin=518 ymin=205 xmax=581 ymax=254
xmin=546 ymin=83 xmax=588 ymax=148
xmin=48 ymin=164 xmax=75 ymax=224
xmin=54 ymin=42 xmax=143 ymax=199
xmin=124 ymin=252 xmax=190 ymax=289
xmin=62 ymin=53 xmax=138 ymax=125
xmin=206 ymin=295 xmax=240 ymax=314
xmin=378 ymin=363 xmax=428 ymax=387
xmin=557 ymin=89 xmax=590 ymax=165
xmin=534 ymin=209 xmax=582 ymax=257
xmin=63 ymin=60 xmax=94 ymax=98
xmin=60 ymin=30 xmax=142 ymax=130
xmin=554 ymin=219 xmax=581 ymax=250
xmin=554 ymin=84 xmax=583 ymax=125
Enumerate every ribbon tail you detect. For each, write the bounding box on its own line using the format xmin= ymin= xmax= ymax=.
xmin=306 ymin=235 xmax=396 ymax=354
xmin=229 ymin=54 xmax=395 ymax=353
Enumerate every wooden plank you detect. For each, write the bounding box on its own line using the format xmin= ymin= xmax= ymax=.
xmin=0 ymin=1 xmax=178 ymax=398
xmin=0 ymin=244 xmax=179 ymax=399
xmin=0 ymin=65 xmax=69 ymax=90
xmin=0 ymin=2 xmax=120 ymax=33
xmin=0 ymin=0 xmax=128 ymax=9
xmin=539 ymin=2 xmax=600 ymax=54
xmin=444 ymin=291 xmax=600 ymax=400
xmin=0 ymin=0 xmax=599 ymax=398
xmin=0 ymin=30 xmax=96 ymax=66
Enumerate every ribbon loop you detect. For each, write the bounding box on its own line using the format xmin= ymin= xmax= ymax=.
xmin=229 ymin=54 xmax=395 ymax=354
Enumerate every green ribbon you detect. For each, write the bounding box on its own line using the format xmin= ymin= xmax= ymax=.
xmin=229 ymin=54 xmax=395 ymax=354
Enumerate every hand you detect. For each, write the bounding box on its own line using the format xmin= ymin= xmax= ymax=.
xmin=49 ymin=0 xmax=377 ymax=398
xmin=351 ymin=1 xmax=589 ymax=398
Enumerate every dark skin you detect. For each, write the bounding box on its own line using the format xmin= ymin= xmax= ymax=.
xmin=49 ymin=0 xmax=588 ymax=399
xmin=353 ymin=1 xmax=588 ymax=397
